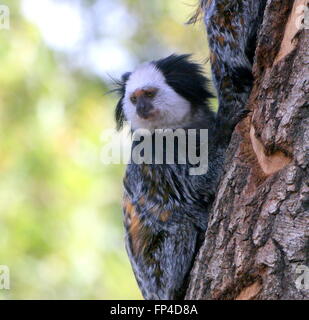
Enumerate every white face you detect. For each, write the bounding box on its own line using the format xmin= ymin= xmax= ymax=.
xmin=123 ymin=63 xmax=191 ymax=130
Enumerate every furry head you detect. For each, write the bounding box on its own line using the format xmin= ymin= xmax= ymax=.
xmin=115 ymin=54 xmax=213 ymax=131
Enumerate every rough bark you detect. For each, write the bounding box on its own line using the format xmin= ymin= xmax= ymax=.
xmin=186 ymin=0 xmax=309 ymax=300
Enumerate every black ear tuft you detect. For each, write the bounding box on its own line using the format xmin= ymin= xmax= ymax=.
xmin=153 ymin=54 xmax=213 ymax=109
xmin=115 ymin=98 xmax=125 ymax=131
xmin=121 ymin=72 xmax=132 ymax=82
xmin=114 ymin=72 xmax=131 ymax=130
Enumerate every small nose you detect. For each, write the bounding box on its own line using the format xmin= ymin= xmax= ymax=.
xmin=135 ymin=95 xmax=154 ymax=119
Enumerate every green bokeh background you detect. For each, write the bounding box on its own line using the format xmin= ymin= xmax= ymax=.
xmin=0 ymin=0 xmax=211 ymax=299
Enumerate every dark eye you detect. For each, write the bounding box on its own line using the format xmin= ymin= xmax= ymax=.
xmin=146 ymin=91 xmax=155 ymax=98
xmin=130 ymin=96 xmax=137 ymax=104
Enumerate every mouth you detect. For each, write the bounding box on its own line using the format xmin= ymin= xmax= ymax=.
xmin=137 ymin=109 xmax=159 ymax=120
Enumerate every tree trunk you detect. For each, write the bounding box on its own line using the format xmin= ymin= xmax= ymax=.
xmin=186 ymin=0 xmax=309 ymax=300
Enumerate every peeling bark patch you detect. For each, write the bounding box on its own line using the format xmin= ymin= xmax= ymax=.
xmin=274 ymin=0 xmax=309 ymax=64
xmin=253 ymin=0 xmax=294 ymax=79
xmin=250 ymin=126 xmax=292 ymax=175
xmin=235 ymin=281 xmax=262 ymax=300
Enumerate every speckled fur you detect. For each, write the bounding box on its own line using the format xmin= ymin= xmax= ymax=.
xmin=201 ymin=0 xmax=267 ymax=135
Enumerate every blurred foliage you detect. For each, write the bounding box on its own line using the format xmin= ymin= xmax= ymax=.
xmin=0 ymin=0 xmax=212 ymax=299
